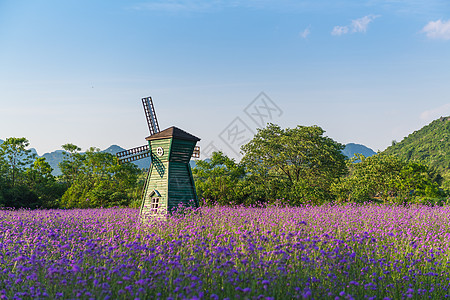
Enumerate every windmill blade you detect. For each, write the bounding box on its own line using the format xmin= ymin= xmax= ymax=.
xmin=116 ymin=145 xmax=150 ymax=164
xmin=142 ymin=97 xmax=160 ymax=135
xmin=192 ymin=146 xmax=200 ymax=159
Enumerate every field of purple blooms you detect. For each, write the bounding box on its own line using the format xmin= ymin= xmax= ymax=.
xmin=1 ymin=204 xmax=450 ymax=299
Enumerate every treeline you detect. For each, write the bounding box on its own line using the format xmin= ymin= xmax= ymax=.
xmin=0 ymin=138 xmax=144 ymax=209
xmin=1 ymin=124 xmax=448 ymax=209
xmin=193 ymin=124 xmax=449 ymax=206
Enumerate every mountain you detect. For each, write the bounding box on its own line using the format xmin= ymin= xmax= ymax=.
xmin=41 ymin=150 xmax=68 ymax=176
xmin=383 ymin=116 xmax=450 ymax=189
xmin=342 ymin=143 xmax=376 ymax=159
xmin=39 ymin=145 xmax=151 ymax=176
xmin=102 ymin=145 xmax=125 ymax=155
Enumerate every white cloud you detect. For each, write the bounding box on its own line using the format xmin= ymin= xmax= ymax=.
xmin=299 ymin=26 xmax=311 ymax=38
xmin=332 ymin=14 xmax=379 ymax=36
xmin=331 ymin=25 xmax=349 ymax=36
xmin=351 ymin=15 xmax=379 ymax=33
xmin=420 ymin=103 xmax=450 ymax=121
xmin=422 ymin=19 xmax=450 ymax=40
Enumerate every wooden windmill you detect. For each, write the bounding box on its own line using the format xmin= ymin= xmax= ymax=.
xmin=116 ymin=97 xmax=200 ymax=219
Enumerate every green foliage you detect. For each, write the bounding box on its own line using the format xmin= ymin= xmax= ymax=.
xmin=0 ymin=137 xmax=35 ymax=187
xmin=59 ymin=147 xmax=142 ymax=208
xmin=1 ymin=185 xmax=40 ymax=208
xmin=59 ymin=143 xmax=83 ymax=186
xmin=193 ymin=122 xmax=447 ymax=207
xmin=192 ymin=151 xmax=246 ymax=205
xmin=24 ymin=157 xmax=66 ymax=208
xmin=0 ymin=150 xmax=7 ymax=189
xmin=0 ymin=138 xmax=65 ymax=208
xmin=193 ymin=124 xmax=348 ymax=205
xmin=3 ymin=116 xmax=447 ymax=209
xmin=383 ymin=116 xmax=450 ymax=190
xmin=332 ymin=154 xmax=446 ymax=204
xmin=0 ymin=139 xmax=144 ymax=209
xmin=241 ymin=123 xmax=348 ymax=205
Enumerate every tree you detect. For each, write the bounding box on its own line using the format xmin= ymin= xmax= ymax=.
xmin=59 ymin=147 xmax=142 ymax=208
xmin=0 ymin=137 xmax=44 ymax=208
xmin=0 ymin=137 xmax=35 ymax=187
xmin=59 ymin=143 xmax=83 ymax=186
xmin=192 ymin=151 xmax=246 ymax=205
xmin=0 ymin=139 xmax=70 ymax=208
xmin=24 ymin=157 xmax=66 ymax=208
xmin=241 ymin=124 xmax=348 ymax=205
xmin=0 ymin=148 xmax=8 ymax=188
xmin=332 ymin=154 xmax=446 ymax=204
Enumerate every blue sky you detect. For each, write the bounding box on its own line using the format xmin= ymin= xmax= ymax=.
xmin=1 ymin=0 xmax=450 ymax=158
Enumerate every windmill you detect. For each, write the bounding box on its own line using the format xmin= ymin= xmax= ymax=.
xmin=116 ymin=97 xmax=200 ymax=219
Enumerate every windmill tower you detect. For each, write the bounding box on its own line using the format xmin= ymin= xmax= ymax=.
xmin=116 ymin=97 xmax=200 ymax=219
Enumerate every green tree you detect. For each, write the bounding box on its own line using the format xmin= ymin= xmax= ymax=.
xmin=0 ymin=137 xmax=35 ymax=187
xmin=24 ymin=157 xmax=66 ymax=208
xmin=241 ymin=123 xmax=348 ymax=205
xmin=0 ymin=150 xmax=8 ymax=206
xmin=0 ymin=137 xmax=44 ymax=208
xmin=332 ymin=154 xmax=446 ymax=204
xmin=59 ymin=143 xmax=83 ymax=187
xmin=59 ymin=147 xmax=141 ymax=208
xmin=192 ymin=151 xmax=246 ymax=205
xmin=0 ymin=147 xmax=7 ymax=188
xmin=0 ymin=139 xmax=68 ymax=208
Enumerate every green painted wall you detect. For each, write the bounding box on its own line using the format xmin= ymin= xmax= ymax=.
xmin=140 ymin=139 xmax=171 ymax=218
xmin=140 ymin=137 xmax=198 ymax=219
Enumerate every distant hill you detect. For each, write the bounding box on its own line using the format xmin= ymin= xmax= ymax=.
xmin=342 ymin=143 xmax=376 ymax=159
xmin=102 ymin=145 xmax=151 ymax=170
xmin=41 ymin=145 xmax=151 ymax=176
xmin=383 ymin=116 xmax=450 ymax=189
xmin=41 ymin=150 xmax=68 ymax=176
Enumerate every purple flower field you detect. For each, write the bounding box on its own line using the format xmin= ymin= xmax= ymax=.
xmin=1 ymin=204 xmax=450 ymax=299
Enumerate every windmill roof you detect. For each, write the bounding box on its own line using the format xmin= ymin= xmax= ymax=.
xmin=146 ymin=126 xmax=201 ymax=142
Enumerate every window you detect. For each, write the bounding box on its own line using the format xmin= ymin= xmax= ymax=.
xmin=150 ymin=197 xmax=159 ymax=214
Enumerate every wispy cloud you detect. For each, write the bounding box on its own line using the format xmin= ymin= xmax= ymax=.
xmin=131 ymin=1 xmax=373 ymax=13
xmin=331 ymin=26 xmax=349 ymax=36
xmin=132 ymin=0 xmax=310 ymax=13
xmin=420 ymin=103 xmax=450 ymax=121
xmin=132 ymin=1 xmax=217 ymax=12
xmin=331 ymin=14 xmax=380 ymax=36
xmin=299 ymin=26 xmax=311 ymax=39
xmin=421 ymin=19 xmax=450 ymax=40
xmin=351 ymin=15 xmax=379 ymax=33
xmin=367 ymin=0 xmax=448 ymax=18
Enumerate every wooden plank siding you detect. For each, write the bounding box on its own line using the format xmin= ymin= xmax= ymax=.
xmin=169 ymin=139 xmax=196 ymax=163
xmin=168 ymin=162 xmax=197 ymax=211
xmin=140 ymin=136 xmax=199 ymax=219
xmin=167 ymin=138 xmax=197 ymax=212
xmin=139 ymin=139 xmax=171 ymax=219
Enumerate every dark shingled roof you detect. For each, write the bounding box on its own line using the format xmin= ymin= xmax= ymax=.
xmin=146 ymin=126 xmax=200 ymax=142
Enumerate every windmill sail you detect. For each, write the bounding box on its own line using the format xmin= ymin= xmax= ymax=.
xmin=142 ymin=97 xmax=160 ymax=136
xmin=116 ymin=145 xmax=150 ymax=164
